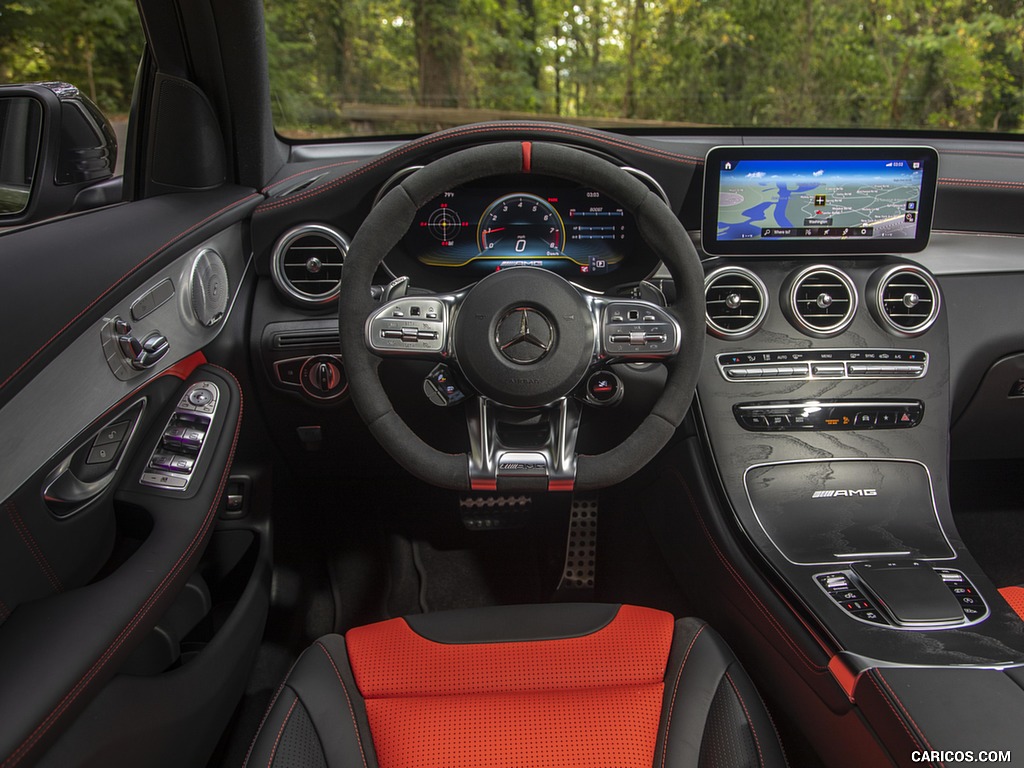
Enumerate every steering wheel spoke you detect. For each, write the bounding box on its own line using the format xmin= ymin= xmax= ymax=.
xmin=589 ymin=297 xmax=681 ymax=362
xmin=365 ymin=294 xmax=456 ymax=359
xmin=467 ymin=397 xmax=580 ymax=492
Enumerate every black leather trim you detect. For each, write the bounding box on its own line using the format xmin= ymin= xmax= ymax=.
xmin=0 ymin=366 xmax=242 ymax=767
xmin=0 ymin=187 xmax=260 ymax=409
xmin=404 ymin=603 xmax=620 ymax=644
xmin=855 ymin=667 xmax=1024 ymax=768
xmin=244 ymin=635 xmax=378 ymax=768
xmin=655 ymin=618 xmax=787 ymax=768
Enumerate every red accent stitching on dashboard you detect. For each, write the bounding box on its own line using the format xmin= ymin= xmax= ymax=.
xmin=0 ymin=193 xmax=261 ymax=395
xmin=669 ymin=469 xmax=829 ymax=676
xmin=262 ymin=160 xmax=361 ymax=194
xmin=938 ymin=177 xmax=1024 ymax=189
xmin=522 ymin=141 xmax=532 ymax=173
xmin=4 ymin=501 xmax=63 ymax=594
xmin=1 ymin=366 xmax=243 ymax=768
xmin=254 ymin=123 xmax=702 ymax=214
xmin=0 ymin=600 xmax=9 ymax=623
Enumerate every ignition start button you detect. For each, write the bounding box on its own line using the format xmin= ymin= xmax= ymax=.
xmin=586 ymin=371 xmax=622 ymax=405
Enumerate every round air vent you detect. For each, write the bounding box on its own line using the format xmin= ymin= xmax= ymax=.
xmin=783 ymin=265 xmax=857 ymax=337
xmin=271 ymin=224 xmax=350 ymax=306
xmin=704 ymin=266 xmax=768 ymax=339
xmin=870 ymin=265 xmax=941 ymax=336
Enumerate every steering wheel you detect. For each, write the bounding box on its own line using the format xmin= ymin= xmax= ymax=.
xmin=338 ymin=141 xmax=704 ymax=492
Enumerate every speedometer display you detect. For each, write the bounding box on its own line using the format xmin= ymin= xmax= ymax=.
xmin=402 ymin=174 xmax=636 ymax=285
xmin=478 ymin=194 xmax=564 ymax=255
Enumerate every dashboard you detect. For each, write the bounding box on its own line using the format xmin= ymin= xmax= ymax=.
xmin=382 ymin=171 xmax=663 ymax=292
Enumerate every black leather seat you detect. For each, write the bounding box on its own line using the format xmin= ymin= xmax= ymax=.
xmin=244 ymin=603 xmax=787 ymax=768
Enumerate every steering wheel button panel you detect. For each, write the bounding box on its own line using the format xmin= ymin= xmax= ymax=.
xmin=368 ymin=297 xmax=447 ymax=354
xmin=600 ymin=301 xmax=679 ymax=359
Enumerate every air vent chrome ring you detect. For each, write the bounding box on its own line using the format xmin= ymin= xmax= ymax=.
xmin=704 ymin=266 xmax=769 ymax=339
xmin=784 ymin=265 xmax=858 ymax=337
xmin=870 ymin=264 xmax=941 ymax=337
xmin=271 ymin=223 xmax=350 ymax=307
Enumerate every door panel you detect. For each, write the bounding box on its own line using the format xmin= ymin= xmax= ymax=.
xmin=0 ymin=190 xmax=262 ymax=767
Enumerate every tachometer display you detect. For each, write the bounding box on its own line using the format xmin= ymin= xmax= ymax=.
xmin=478 ymin=194 xmax=564 ymax=255
xmin=395 ymin=174 xmax=645 ymax=289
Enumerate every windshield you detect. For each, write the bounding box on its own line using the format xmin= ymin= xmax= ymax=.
xmin=266 ymin=0 xmax=1024 ymax=138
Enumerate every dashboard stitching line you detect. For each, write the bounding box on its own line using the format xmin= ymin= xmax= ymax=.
xmin=1 ymin=366 xmax=243 ymax=768
xmin=0 ymin=193 xmax=261 ymax=396
xmin=0 ymin=599 xmax=10 ymax=623
xmin=262 ymin=160 xmax=361 ymax=194
xmin=938 ymin=178 xmax=1024 ymax=189
xmin=669 ymin=469 xmax=829 ymax=675
xmin=724 ymin=670 xmax=766 ymax=768
xmin=659 ymin=622 xmax=706 ymax=768
xmin=254 ymin=123 xmax=702 ymax=214
xmin=4 ymin=501 xmax=63 ymax=593
xmin=315 ymin=641 xmax=371 ymax=768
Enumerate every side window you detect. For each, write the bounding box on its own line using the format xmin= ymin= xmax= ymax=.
xmin=0 ymin=3 xmax=143 ymax=226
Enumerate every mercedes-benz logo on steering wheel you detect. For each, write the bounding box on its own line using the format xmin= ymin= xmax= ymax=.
xmin=496 ymin=307 xmax=554 ymax=364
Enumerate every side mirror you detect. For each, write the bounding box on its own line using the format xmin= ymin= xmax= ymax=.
xmin=0 ymin=82 xmax=120 ymax=226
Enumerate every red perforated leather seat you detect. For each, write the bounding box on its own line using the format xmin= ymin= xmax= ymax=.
xmin=243 ymin=603 xmax=787 ymax=768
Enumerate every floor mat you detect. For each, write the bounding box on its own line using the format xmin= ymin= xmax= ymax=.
xmin=950 ymin=460 xmax=1024 ymax=588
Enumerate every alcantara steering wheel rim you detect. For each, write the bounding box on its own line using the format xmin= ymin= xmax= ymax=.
xmin=338 ymin=140 xmax=705 ymax=492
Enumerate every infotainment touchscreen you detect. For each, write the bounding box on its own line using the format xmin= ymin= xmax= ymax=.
xmin=701 ymin=146 xmax=939 ymax=255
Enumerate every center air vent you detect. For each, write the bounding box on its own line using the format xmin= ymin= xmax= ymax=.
xmin=704 ymin=267 xmax=768 ymax=339
xmin=870 ymin=265 xmax=941 ymax=336
xmin=784 ymin=266 xmax=857 ymax=337
xmin=271 ymin=224 xmax=350 ymax=306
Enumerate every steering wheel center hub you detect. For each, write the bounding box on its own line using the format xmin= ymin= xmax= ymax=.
xmin=453 ymin=267 xmax=594 ymax=408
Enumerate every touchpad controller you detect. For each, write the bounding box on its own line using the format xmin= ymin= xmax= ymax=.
xmin=853 ymin=561 xmax=964 ymax=626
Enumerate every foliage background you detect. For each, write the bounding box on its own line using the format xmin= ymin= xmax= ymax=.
xmin=2 ymin=0 xmax=1022 ymax=135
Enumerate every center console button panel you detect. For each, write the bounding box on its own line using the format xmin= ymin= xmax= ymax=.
xmin=718 ymin=348 xmax=927 ymax=382
xmin=815 ymin=564 xmax=987 ymax=629
xmin=735 ymin=400 xmax=923 ymax=432
xmin=141 ymin=382 xmax=221 ymax=492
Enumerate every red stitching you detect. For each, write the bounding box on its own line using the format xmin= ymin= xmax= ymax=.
xmin=874 ymin=670 xmax=942 ymax=764
xmin=262 ymin=160 xmax=361 ymax=194
xmin=0 ymin=194 xmax=261 ymax=394
xmin=938 ymin=177 xmax=1024 ymax=189
xmin=315 ymin=641 xmax=370 ymax=768
xmin=5 ymin=501 xmax=63 ymax=593
xmin=865 ymin=672 xmax=940 ymax=768
xmin=2 ymin=365 xmax=243 ymax=767
xmin=660 ymin=623 xmax=706 ymax=768
xmin=264 ymin=697 xmax=298 ymax=768
xmin=242 ymin=675 xmax=292 ymax=768
xmin=255 ymin=123 xmax=701 ymax=214
xmin=0 ymin=599 xmax=10 ymax=622
xmin=724 ymin=670 xmax=765 ymax=768
xmin=670 ymin=469 xmax=829 ymax=676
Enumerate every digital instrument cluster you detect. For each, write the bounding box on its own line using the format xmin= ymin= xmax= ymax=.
xmin=391 ymin=174 xmax=654 ymax=291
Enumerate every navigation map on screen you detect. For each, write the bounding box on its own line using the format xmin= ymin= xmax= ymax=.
xmin=715 ymin=158 xmax=926 ymax=243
